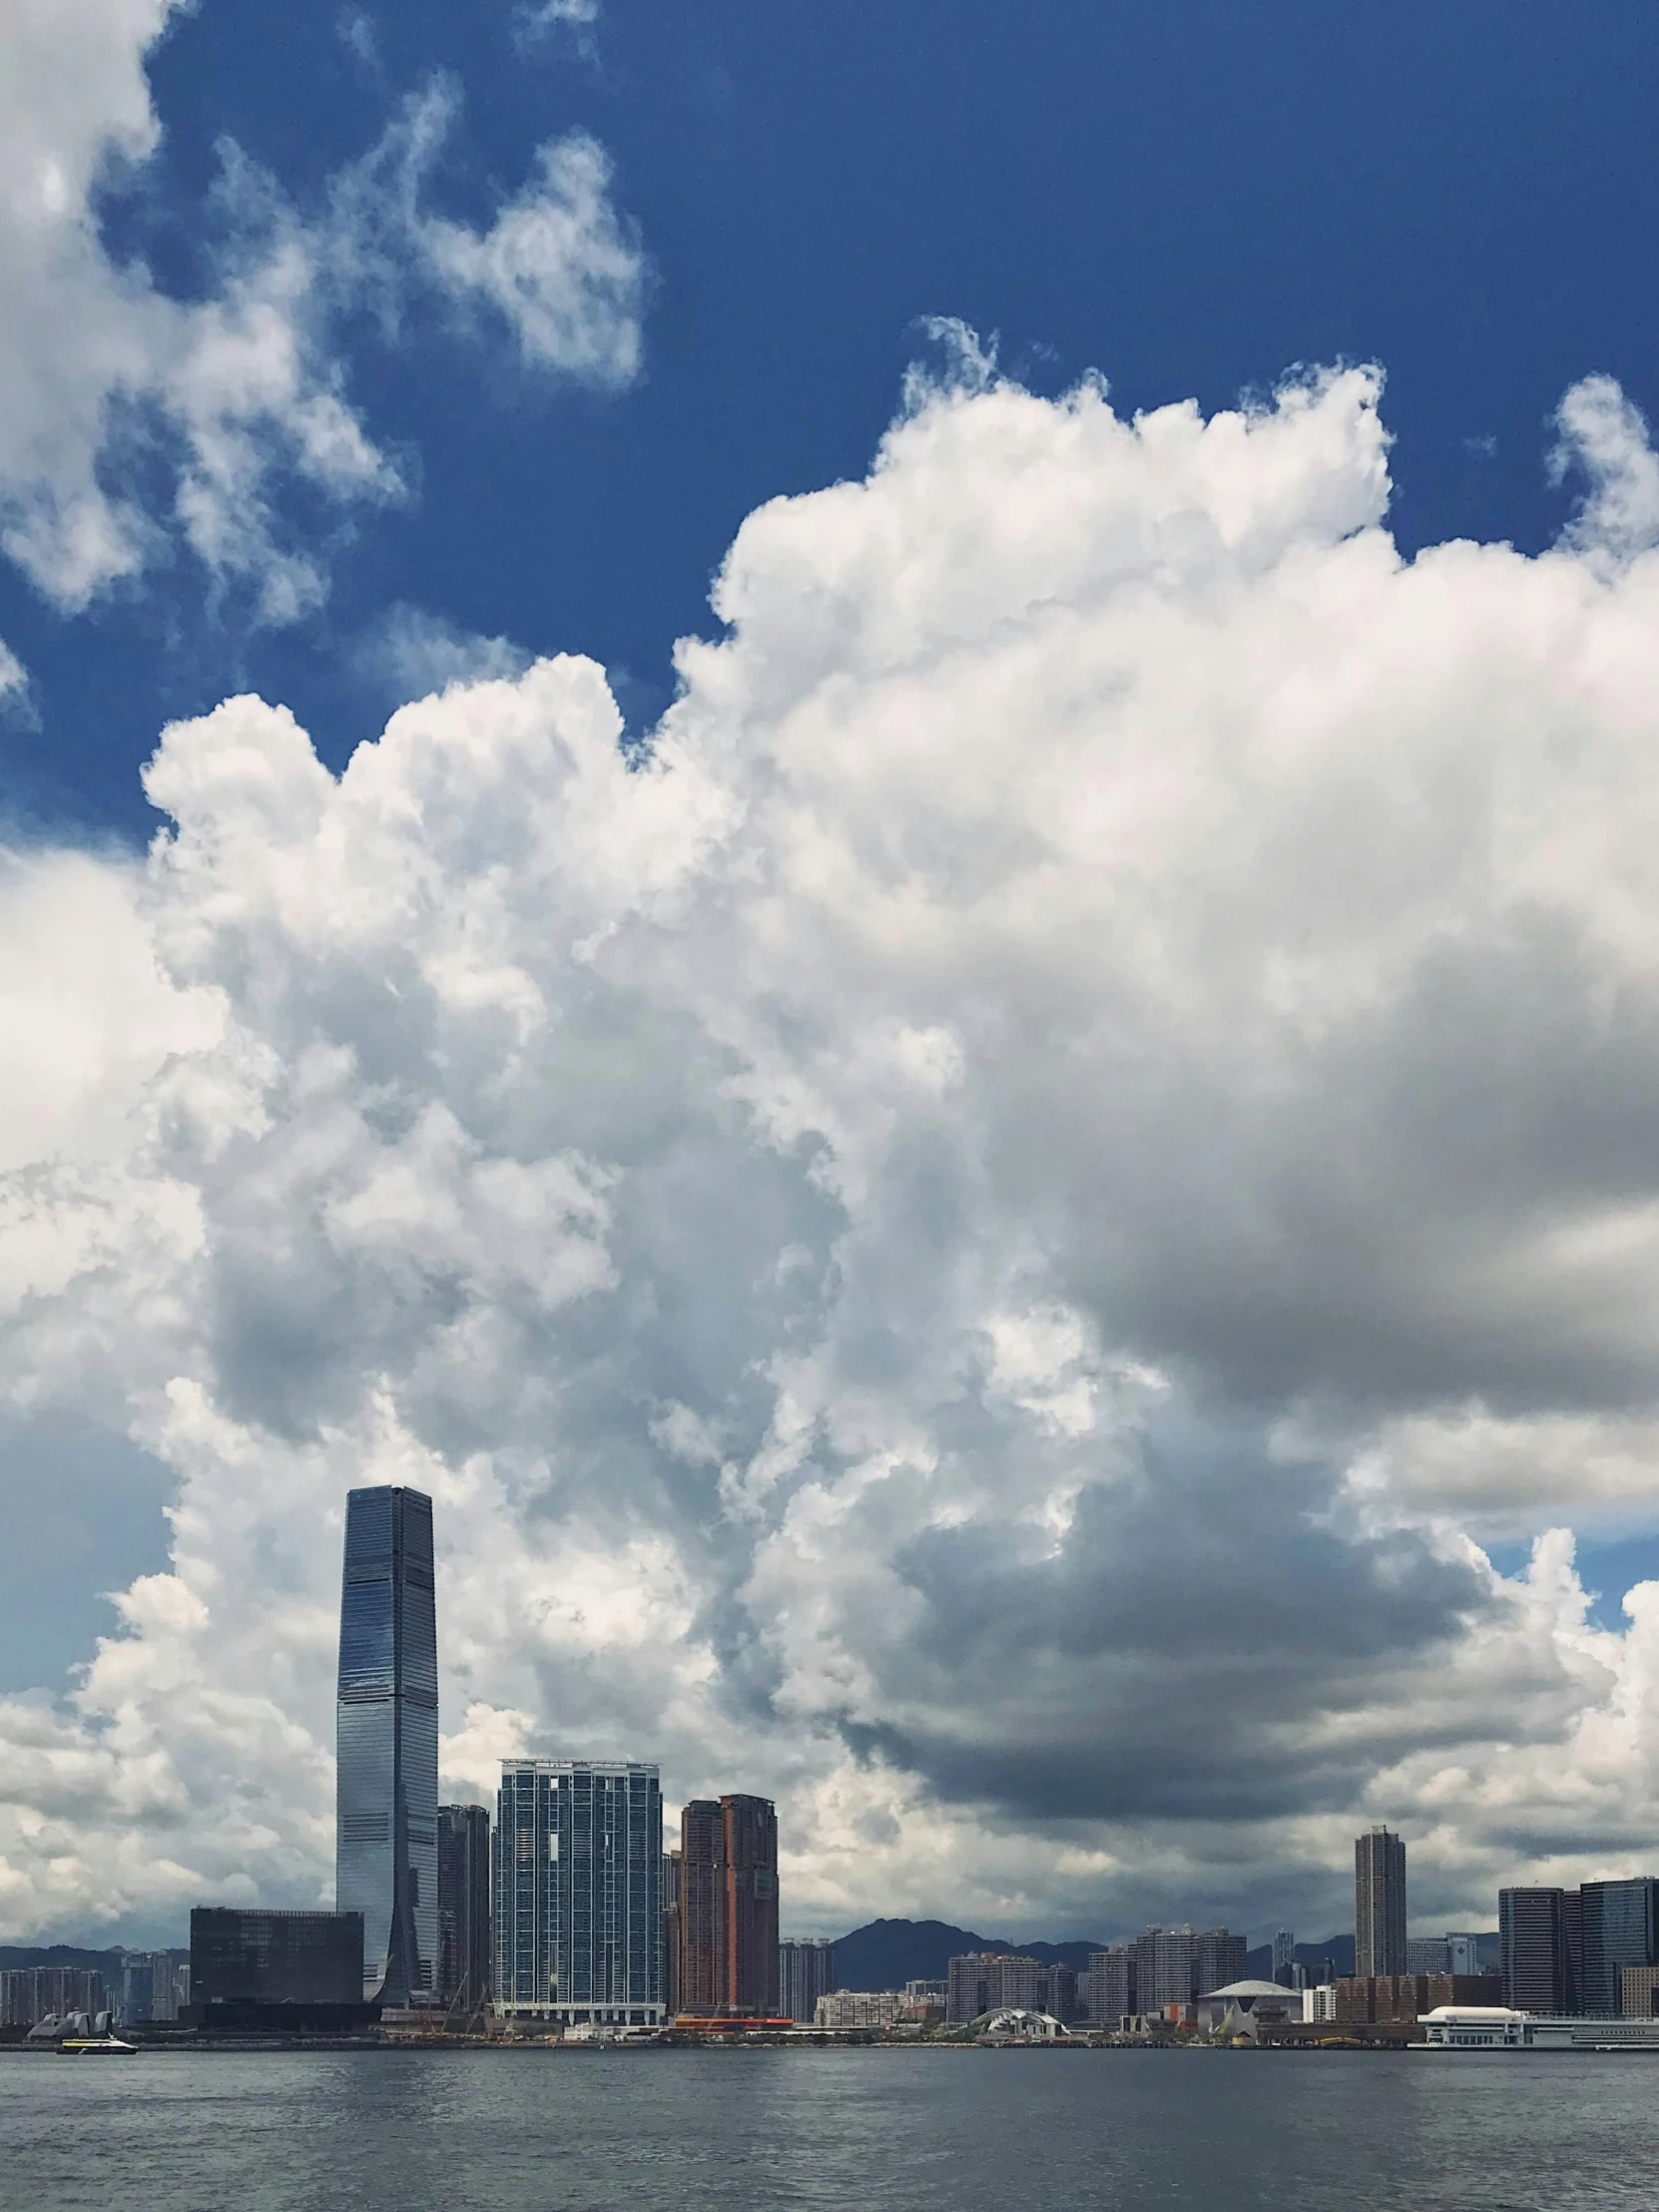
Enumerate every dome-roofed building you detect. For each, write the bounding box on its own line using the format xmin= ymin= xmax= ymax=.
xmin=1196 ymin=1979 xmax=1304 ymax=2035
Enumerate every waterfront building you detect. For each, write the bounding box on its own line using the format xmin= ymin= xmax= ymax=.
xmin=335 ymin=1484 xmax=439 ymax=2006
xmin=1355 ymin=1827 xmax=1407 ymax=1976
xmin=943 ymin=1952 xmax=1075 ymax=2024
xmin=1302 ymin=1983 xmax=1338 ymax=2022
xmin=1081 ymin=1946 xmax=1135 ymax=2023
xmin=678 ymin=1801 xmax=722 ymax=2012
xmin=904 ymin=1977 xmax=946 ymax=2003
xmin=994 ymin=1955 xmax=1050 ymax=2012
xmin=119 ymin=1953 xmax=158 ymax=2024
xmin=1133 ymin=1928 xmax=1197 ymax=2011
xmin=815 ymin=1988 xmax=905 ymax=2028
xmin=1445 ymin=1933 xmax=1485 ymax=1976
xmin=1405 ymin=1936 xmax=1448 ymax=1973
xmin=677 ymin=1794 xmax=780 ymax=2015
xmin=1196 ymin=1930 xmax=1246 ymax=1994
xmin=1195 ymin=1979 xmax=1303 ymax=2033
xmin=1272 ymin=1929 xmax=1296 ymax=1983
xmin=663 ymin=1849 xmax=682 ymax=2015
xmin=779 ymin=1936 xmax=836 ymax=2024
xmin=1498 ymin=1887 xmax=1580 ymax=2012
xmin=0 ymin=1966 xmax=109 ymax=2027
xmin=435 ymin=1802 xmax=492 ymax=2014
xmin=1333 ymin=1971 xmax=1501 ymax=2026
xmin=1621 ymin=1963 xmax=1659 ymax=2017
xmin=1421 ymin=2004 xmax=1659 ymax=2049
xmin=947 ymin=1952 xmax=1008 ymax=2024
xmin=494 ymin=1760 xmax=665 ymax=2028
xmin=188 ymin=1908 xmax=371 ymax=2030
xmin=722 ymin=1795 xmax=781 ymax=2015
xmin=1043 ymin=1964 xmax=1078 ymax=2020
xmin=1579 ymin=1878 xmax=1659 ymax=2017
xmin=118 ymin=1950 xmax=188 ymax=2024
xmin=1129 ymin=1927 xmax=1243 ymax=2011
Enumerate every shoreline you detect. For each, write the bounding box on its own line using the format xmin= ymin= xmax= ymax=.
xmin=7 ymin=2036 xmax=1659 ymax=2057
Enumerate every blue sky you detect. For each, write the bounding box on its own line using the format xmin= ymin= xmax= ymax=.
xmin=6 ymin=0 xmax=1658 ymax=834
xmin=10 ymin=0 xmax=1659 ymax=1947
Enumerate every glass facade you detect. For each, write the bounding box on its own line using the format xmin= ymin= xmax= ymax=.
xmin=336 ymin=1485 xmax=439 ymax=2004
xmin=1500 ymin=1886 xmax=1580 ymax=2012
xmin=1580 ymin=1878 xmax=1659 ymax=2017
xmin=436 ymin=1802 xmax=493 ymax=2013
xmin=190 ymin=1908 xmax=364 ymax=2005
xmin=494 ymin=1761 xmax=665 ymax=2026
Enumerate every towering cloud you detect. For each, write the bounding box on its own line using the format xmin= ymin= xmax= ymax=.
xmin=5 ymin=344 xmax=1659 ymax=1940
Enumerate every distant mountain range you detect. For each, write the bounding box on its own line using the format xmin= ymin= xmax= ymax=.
xmin=828 ymin=1920 xmax=1103 ymax=1985
xmin=828 ymin=1920 xmax=1380 ymax=1989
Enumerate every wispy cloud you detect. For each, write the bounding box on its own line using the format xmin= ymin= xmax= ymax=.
xmin=0 ymin=9 xmax=646 ymax=629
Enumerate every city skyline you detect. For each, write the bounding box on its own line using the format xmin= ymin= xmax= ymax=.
xmin=10 ymin=6 xmax=1659 ymax=1961
xmin=10 ymin=1497 xmax=1647 ymax=1963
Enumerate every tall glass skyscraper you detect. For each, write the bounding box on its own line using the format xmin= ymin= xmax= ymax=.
xmin=1579 ymin=1878 xmax=1659 ymax=2016
xmin=336 ymin=1485 xmax=438 ymax=2005
xmin=494 ymin=1761 xmax=665 ymax=2027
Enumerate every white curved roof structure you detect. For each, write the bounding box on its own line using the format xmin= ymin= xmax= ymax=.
xmin=981 ymin=2007 xmax=1069 ymax=2037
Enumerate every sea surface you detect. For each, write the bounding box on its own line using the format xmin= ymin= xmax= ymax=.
xmin=1 ymin=2045 xmax=1653 ymax=2211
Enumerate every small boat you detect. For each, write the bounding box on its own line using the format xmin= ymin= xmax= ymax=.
xmin=59 ymin=2036 xmax=138 ymax=2056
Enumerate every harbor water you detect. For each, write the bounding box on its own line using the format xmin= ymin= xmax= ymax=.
xmin=2 ymin=2043 xmax=1653 ymax=2210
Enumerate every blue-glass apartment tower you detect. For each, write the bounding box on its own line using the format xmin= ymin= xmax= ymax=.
xmin=494 ymin=1761 xmax=665 ymax=2027
xmin=336 ymin=1486 xmax=439 ymax=2005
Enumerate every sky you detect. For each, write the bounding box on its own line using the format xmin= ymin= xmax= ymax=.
xmin=5 ymin=1 xmax=1659 ymax=1950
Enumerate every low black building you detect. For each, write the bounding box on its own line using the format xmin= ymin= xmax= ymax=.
xmin=185 ymin=1908 xmax=378 ymax=2032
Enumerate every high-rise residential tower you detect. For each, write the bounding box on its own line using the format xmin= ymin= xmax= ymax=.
xmin=335 ymin=1485 xmax=439 ymax=2006
xmin=435 ymin=1803 xmax=492 ymax=2014
xmin=1195 ymin=1929 xmax=1247 ymax=1993
xmin=494 ymin=1761 xmax=665 ymax=2028
xmin=1131 ymin=1928 xmax=1196 ymax=2012
xmin=1128 ymin=1926 xmax=1245 ymax=2009
xmin=1081 ymin=1947 xmax=1136 ymax=2023
xmin=677 ymin=1794 xmax=781 ymax=2015
xmin=678 ymin=1800 xmax=722 ymax=2012
xmin=663 ymin=1848 xmax=683 ymax=2016
xmin=722 ymin=1794 xmax=781 ymax=2015
xmin=1355 ymin=1827 xmax=1407 ymax=1977
xmin=779 ymin=1936 xmax=836 ymax=2023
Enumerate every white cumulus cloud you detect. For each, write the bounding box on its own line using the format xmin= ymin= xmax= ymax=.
xmin=13 ymin=347 xmax=1659 ymax=1941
